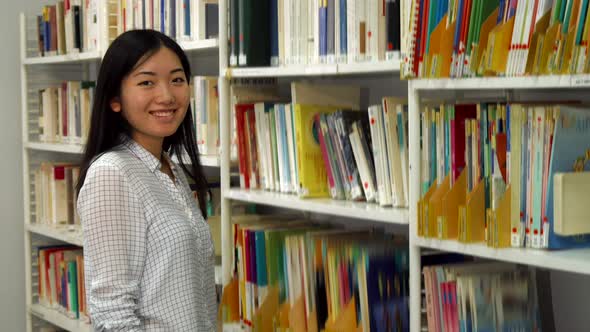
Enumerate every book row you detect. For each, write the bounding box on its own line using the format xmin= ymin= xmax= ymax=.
xmin=35 ymin=77 xmax=218 ymax=158
xmin=417 ymin=102 xmax=590 ymax=249
xmin=219 ymin=215 xmax=409 ymax=331
xmin=114 ymin=0 xmax=219 ymax=43
xmin=38 ymin=81 xmax=95 ymax=145
xmin=229 ymin=0 xmax=408 ymax=67
xmin=232 ymin=82 xmax=409 ymax=207
xmin=35 ymin=0 xmax=99 ymax=57
xmin=34 ymin=162 xmax=81 ymax=227
xmin=422 ymin=258 xmax=554 ymax=332
xmin=37 ymin=245 xmax=88 ymax=323
xmin=402 ymin=0 xmax=590 ymax=78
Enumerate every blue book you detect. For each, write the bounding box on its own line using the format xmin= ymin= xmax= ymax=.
xmin=270 ymin=0 xmax=278 ymax=65
xmin=142 ymin=0 xmax=147 ymax=29
xmin=340 ymin=0 xmax=347 ymax=56
xmin=255 ymin=231 xmax=268 ymax=289
xmin=546 ymin=106 xmax=590 ymax=248
xmin=184 ymin=0 xmax=191 ymax=36
xmin=161 ymin=0 xmax=166 ymax=33
xmin=278 ymin=104 xmax=291 ymax=191
xmin=170 ymin=0 xmax=176 ymax=38
xmin=319 ymin=4 xmax=327 ymax=56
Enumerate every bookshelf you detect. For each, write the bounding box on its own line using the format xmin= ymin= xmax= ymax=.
xmin=19 ymin=2 xmax=222 ymax=331
xmin=407 ymin=77 xmax=590 ymax=330
xmin=216 ymin=0 xmax=413 ymax=330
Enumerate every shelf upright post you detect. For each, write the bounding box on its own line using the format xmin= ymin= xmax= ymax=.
xmin=408 ymin=80 xmax=422 ymax=332
xmin=218 ymin=0 xmax=232 ymax=286
xmin=19 ymin=12 xmax=34 ymax=332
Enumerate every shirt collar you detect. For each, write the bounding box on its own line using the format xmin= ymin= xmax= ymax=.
xmin=120 ymin=135 xmax=176 ymax=173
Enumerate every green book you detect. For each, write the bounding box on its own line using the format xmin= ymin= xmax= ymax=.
xmin=67 ymin=261 xmax=79 ymax=318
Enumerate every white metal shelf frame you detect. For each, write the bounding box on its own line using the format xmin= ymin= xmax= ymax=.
xmin=225 ymin=189 xmax=409 ymax=225
xmin=30 ymin=304 xmax=92 ymax=332
xmin=20 ymin=7 xmax=222 ymax=332
xmin=223 ymin=59 xmax=401 ymax=78
xmin=407 ymin=77 xmax=590 ymax=331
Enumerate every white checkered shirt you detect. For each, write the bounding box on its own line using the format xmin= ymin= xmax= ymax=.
xmin=78 ymin=137 xmax=217 ymax=331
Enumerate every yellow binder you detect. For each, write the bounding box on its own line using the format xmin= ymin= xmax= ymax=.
xmin=459 ymin=179 xmax=486 ymax=243
xmin=427 ymin=175 xmax=451 ymax=238
xmin=252 ymin=286 xmax=279 ymax=332
xmin=440 ymin=20 xmax=456 ymax=78
xmin=538 ymin=23 xmax=562 ymax=75
xmin=325 ymin=297 xmax=358 ymax=332
xmin=418 ymin=181 xmax=438 ymax=237
xmin=440 ymin=170 xmax=467 ymax=239
xmin=526 ymin=10 xmax=551 ymax=75
xmin=473 ymin=8 xmax=500 ymax=76
xmin=483 ymin=17 xmax=515 ymax=76
xmin=492 ymin=186 xmax=512 ymax=248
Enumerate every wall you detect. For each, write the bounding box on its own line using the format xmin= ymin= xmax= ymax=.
xmin=0 ymin=1 xmax=42 ymax=331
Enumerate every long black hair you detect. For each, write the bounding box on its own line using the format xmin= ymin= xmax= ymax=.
xmin=76 ymin=30 xmax=208 ymax=219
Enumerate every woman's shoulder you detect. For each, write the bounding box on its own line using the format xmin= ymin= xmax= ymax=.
xmin=86 ymin=147 xmax=140 ymax=177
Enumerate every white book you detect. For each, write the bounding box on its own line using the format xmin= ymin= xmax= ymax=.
xmin=278 ymin=0 xmax=285 ymax=65
xmin=398 ymin=105 xmax=409 ymax=206
xmin=190 ymin=0 xmax=197 ymax=39
xmin=368 ymin=105 xmax=392 ymax=206
xmin=357 ymin=0 xmax=366 ymax=62
xmin=145 ymin=0 xmax=153 ymax=29
xmin=378 ymin=0 xmax=387 ymax=61
xmin=383 ymin=98 xmax=407 ymax=206
xmin=253 ymin=104 xmax=267 ymax=190
xmin=65 ymin=1 xmax=74 ymax=53
xmin=421 ymin=111 xmax=430 ymax=194
xmin=153 ymin=0 xmax=161 ymax=32
xmin=299 ymin=0 xmax=309 ymax=65
xmin=349 ymin=122 xmax=377 ymax=202
xmin=283 ymin=0 xmax=292 ymax=65
xmin=313 ymin=0 xmax=320 ymax=64
xmin=57 ymin=86 xmax=64 ymax=143
xmin=554 ymin=172 xmax=590 ymax=236
xmin=367 ymin=0 xmax=379 ymax=62
xmin=285 ymin=104 xmax=298 ymax=194
xmin=335 ymin=0 xmax=341 ymax=62
xmin=266 ymin=112 xmax=277 ymax=191
xmin=198 ymin=0 xmax=207 ymax=40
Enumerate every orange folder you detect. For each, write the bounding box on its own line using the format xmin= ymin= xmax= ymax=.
xmin=426 ymin=14 xmax=447 ymax=78
xmin=482 ymin=17 xmax=515 ymax=76
xmin=440 ymin=170 xmax=467 ymax=239
xmin=440 ymin=20 xmax=457 ymax=78
xmin=538 ymin=23 xmax=562 ymax=75
xmin=218 ymin=277 xmax=240 ymax=325
xmin=473 ymin=8 xmax=500 ymax=76
xmin=492 ymin=186 xmax=512 ymax=248
xmin=252 ymin=286 xmax=279 ymax=332
xmin=418 ymin=180 xmax=438 ymax=237
xmin=325 ymin=297 xmax=358 ymax=332
xmin=459 ymin=178 xmax=486 ymax=243
xmin=427 ymin=175 xmax=451 ymax=238
xmin=526 ymin=10 xmax=551 ymax=75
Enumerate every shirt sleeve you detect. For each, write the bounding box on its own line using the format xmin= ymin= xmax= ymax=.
xmin=78 ymin=163 xmax=146 ymax=332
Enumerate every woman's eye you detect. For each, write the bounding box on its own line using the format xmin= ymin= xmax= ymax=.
xmin=138 ymin=80 xmax=154 ymax=86
xmin=172 ymin=77 xmax=186 ymax=83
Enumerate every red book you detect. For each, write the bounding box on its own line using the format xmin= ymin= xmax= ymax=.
xmin=235 ymin=104 xmax=254 ymax=189
xmin=451 ymin=104 xmax=477 ymax=181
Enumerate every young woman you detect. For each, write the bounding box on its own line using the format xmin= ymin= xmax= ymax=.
xmin=76 ymin=30 xmax=216 ymax=331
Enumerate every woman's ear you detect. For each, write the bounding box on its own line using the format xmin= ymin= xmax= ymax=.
xmin=110 ymin=97 xmax=122 ymax=113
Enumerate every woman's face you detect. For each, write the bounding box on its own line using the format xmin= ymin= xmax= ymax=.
xmin=110 ymin=47 xmax=190 ymax=151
